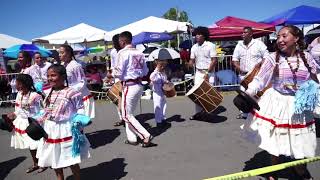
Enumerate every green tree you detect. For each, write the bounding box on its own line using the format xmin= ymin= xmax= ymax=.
xmin=162 ymin=8 xmax=192 ymax=48
xmin=163 ymin=8 xmax=191 ymax=23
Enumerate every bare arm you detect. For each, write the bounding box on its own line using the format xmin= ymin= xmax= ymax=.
xmin=208 ymin=57 xmax=217 ymax=73
xmin=188 ymin=58 xmax=195 ymax=67
xmin=232 ymin=61 xmax=241 ymax=73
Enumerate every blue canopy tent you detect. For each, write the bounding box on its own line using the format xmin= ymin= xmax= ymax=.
xmin=261 ymin=5 xmax=320 ymax=26
xmin=132 ymin=32 xmax=174 ymax=45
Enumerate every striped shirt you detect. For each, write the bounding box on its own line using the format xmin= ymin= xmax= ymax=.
xmin=248 ymin=52 xmax=318 ymax=95
xmin=232 ymin=39 xmax=268 ymax=73
xmin=41 ymin=87 xmax=84 ymax=122
xmin=64 ymin=60 xmax=90 ymax=96
xmin=21 ymin=66 xmax=40 ymax=83
xmin=15 ymin=91 xmax=42 ymax=119
xmin=32 ymin=62 xmax=52 ymax=83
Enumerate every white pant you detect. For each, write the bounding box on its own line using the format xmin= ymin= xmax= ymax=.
xmin=121 ymin=84 xmax=150 ymax=142
xmin=194 ymin=70 xmax=215 ymax=113
xmin=153 ymin=92 xmax=167 ymax=123
xmin=114 ymin=78 xmax=122 ymax=120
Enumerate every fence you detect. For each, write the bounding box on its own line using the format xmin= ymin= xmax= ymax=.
xmin=0 ymin=55 xmax=242 ymax=104
xmin=211 ymin=55 xmax=240 ymax=90
xmin=0 ymin=73 xmax=19 ymax=105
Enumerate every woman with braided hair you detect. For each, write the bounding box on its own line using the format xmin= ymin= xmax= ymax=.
xmin=59 ymin=45 xmax=95 ymax=119
xmin=242 ymin=25 xmax=317 ymax=179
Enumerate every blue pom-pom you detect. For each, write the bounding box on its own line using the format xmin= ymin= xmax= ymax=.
xmin=71 ymin=122 xmax=85 ymax=157
xmin=34 ymin=82 xmax=44 ymax=93
xmin=72 ymin=113 xmax=91 ymax=126
xmin=294 ymin=80 xmax=320 ymax=114
xmin=71 ymin=113 xmax=91 ymax=157
xmin=32 ymin=110 xmax=45 ymax=121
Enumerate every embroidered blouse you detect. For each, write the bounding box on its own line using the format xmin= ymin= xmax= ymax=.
xmin=41 ymin=87 xmax=84 ymax=122
xmin=247 ymin=51 xmax=318 ymax=95
xmin=15 ymin=91 xmax=42 ymax=119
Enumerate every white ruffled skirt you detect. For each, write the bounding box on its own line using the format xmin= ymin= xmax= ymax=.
xmin=241 ymin=88 xmax=317 ymax=159
xmin=11 ymin=116 xmax=39 ymax=150
xmin=83 ymin=95 xmax=95 ymax=119
xmin=36 ymin=120 xmax=90 ymax=169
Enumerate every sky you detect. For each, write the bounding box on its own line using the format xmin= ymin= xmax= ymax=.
xmin=1 ymin=0 xmax=320 ymax=41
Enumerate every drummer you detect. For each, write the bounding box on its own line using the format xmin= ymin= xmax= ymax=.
xmin=232 ymin=26 xmax=268 ymax=119
xmin=188 ymin=26 xmax=217 ymax=120
xmin=149 ymin=50 xmax=171 ymax=129
xmin=107 ymin=34 xmax=125 ymax=127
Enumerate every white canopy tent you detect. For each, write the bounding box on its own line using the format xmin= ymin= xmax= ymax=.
xmin=0 ymin=34 xmax=30 ymax=48
xmin=303 ymin=24 xmax=320 ymax=35
xmin=105 ymin=16 xmax=191 ymax=40
xmin=32 ymin=23 xmax=108 ymax=44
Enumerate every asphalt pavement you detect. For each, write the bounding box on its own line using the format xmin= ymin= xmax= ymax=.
xmin=0 ymin=93 xmax=319 ymax=180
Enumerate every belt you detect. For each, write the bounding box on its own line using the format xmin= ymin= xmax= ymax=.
xmin=46 ymin=136 xmax=72 ymax=143
xmin=82 ymin=94 xmax=93 ymax=101
xmin=122 ymin=78 xmax=142 ymax=85
xmin=196 ymin=68 xmax=208 ymax=73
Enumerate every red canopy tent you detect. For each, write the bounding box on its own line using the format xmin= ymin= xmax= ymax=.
xmin=209 ymin=16 xmax=276 ymax=41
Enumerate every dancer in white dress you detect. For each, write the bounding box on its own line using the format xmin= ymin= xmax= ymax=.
xmin=59 ymin=45 xmax=95 ymax=119
xmin=18 ymin=51 xmax=39 ymax=82
xmin=243 ymin=25 xmax=317 ymax=180
xmin=8 ymin=74 xmax=46 ymax=173
xmin=36 ymin=64 xmax=90 ymax=180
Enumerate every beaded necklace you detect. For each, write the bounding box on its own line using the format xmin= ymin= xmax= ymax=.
xmin=20 ymin=91 xmax=31 ymax=111
xmin=45 ymin=89 xmax=62 ymax=120
xmin=284 ymin=55 xmax=300 ymax=90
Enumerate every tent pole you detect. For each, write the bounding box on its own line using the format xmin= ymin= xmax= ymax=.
xmin=177 ymin=33 xmax=180 ymax=49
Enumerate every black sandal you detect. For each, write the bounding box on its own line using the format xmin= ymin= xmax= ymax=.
xmin=37 ymin=167 xmax=48 ymax=173
xmin=124 ymin=140 xmax=138 ymax=146
xmin=26 ymin=165 xmax=39 ymax=173
xmin=141 ymin=136 xmax=157 ymax=148
xmin=114 ymin=121 xmax=125 ymax=127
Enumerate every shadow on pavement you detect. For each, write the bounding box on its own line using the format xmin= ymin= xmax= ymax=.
xmin=135 ymin=113 xmax=154 ymax=131
xmin=66 ymin=158 xmax=127 ymax=180
xmin=148 ymin=115 xmax=185 ymax=137
xmin=86 ymin=129 xmax=121 ymax=149
xmin=166 ymin=114 xmax=186 ymax=123
xmin=149 ymin=123 xmax=171 ymax=137
xmin=0 ymin=156 xmax=26 ymax=180
xmin=243 ymin=151 xmax=303 ymax=179
xmin=136 ymin=113 xmax=155 ymax=123
xmin=191 ymin=106 xmax=227 ymax=123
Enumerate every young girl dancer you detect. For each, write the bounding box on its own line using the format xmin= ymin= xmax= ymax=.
xmin=9 ymin=74 xmax=46 ymax=173
xmin=36 ymin=64 xmax=90 ymax=180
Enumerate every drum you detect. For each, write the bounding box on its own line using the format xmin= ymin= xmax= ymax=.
xmin=162 ymin=83 xmax=176 ymax=98
xmin=107 ymin=81 xmax=122 ymax=105
xmin=186 ymin=79 xmax=223 ymax=113
xmin=240 ymin=62 xmax=270 ymax=97
xmin=240 ymin=65 xmax=261 ymax=89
